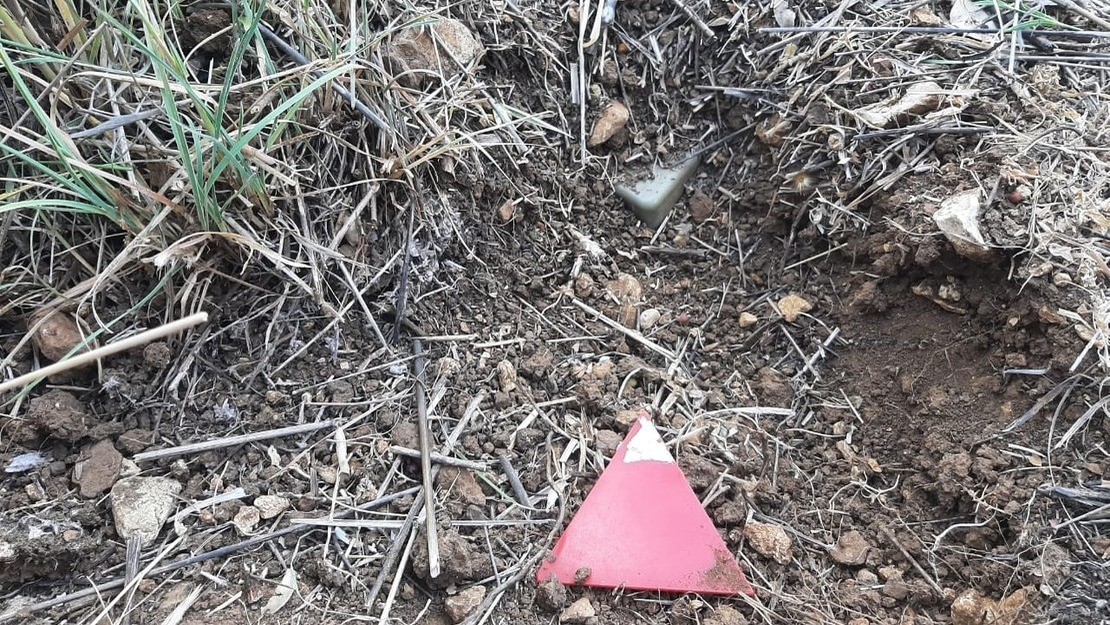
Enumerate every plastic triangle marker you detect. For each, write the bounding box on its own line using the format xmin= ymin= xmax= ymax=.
xmin=537 ymin=416 xmax=754 ymax=596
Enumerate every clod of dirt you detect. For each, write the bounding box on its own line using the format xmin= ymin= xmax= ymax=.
xmin=520 ymin=347 xmax=555 ymax=379
xmin=28 ymin=310 xmax=87 ymax=363
xmin=383 ymin=18 xmax=484 ymax=88
xmin=575 ymin=273 xmax=596 ymax=298
xmin=608 ymin=273 xmax=643 ymax=328
xmin=638 ymin=308 xmax=661 ymax=331
xmin=588 ymin=100 xmax=629 ymax=148
xmin=142 ymin=342 xmax=173 ymax=369
xmin=952 ymin=589 xmax=989 ymax=625
xmin=27 ymin=390 xmax=91 ymax=442
xmin=705 ymin=605 xmax=748 ymax=625
xmin=73 ymin=440 xmax=122 ymax=498
xmin=933 ymin=190 xmax=993 ymax=262
xmin=234 ymin=505 xmax=261 ymax=534
xmin=445 ymin=585 xmax=486 ymax=624
xmin=414 ymin=530 xmax=493 ymax=588
xmin=594 ymin=429 xmax=622 ymax=455
xmin=535 ymin=576 xmax=567 ymax=612
xmin=777 ymin=294 xmax=813 ymax=323
xmin=255 ymin=495 xmax=290 ymax=520
xmin=437 ymin=357 xmax=462 ymax=379
xmin=560 ymin=596 xmax=596 ymax=624
xmin=110 ymin=476 xmax=181 ymax=546
xmin=689 ymin=189 xmax=714 ymax=222
xmin=742 ymin=521 xmax=793 ymax=565
xmin=951 ymin=587 xmax=1035 ymax=625
xmin=438 ymin=467 xmax=486 ymax=506
xmin=0 ymin=516 xmax=96 ymax=583
xmin=497 ymin=360 xmax=518 ymax=392
xmin=829 ymin=530 xmax=872 ymax=566
xmin=392 ymin=423 xmax=419 ymax=449
xmin=848 ymin=280 xmax=888 ymax=314
xmin=713 ymin=499 xmax=747 ymax=526
xmin=117 ymin=428 xmax=154 ymax=454
xmin=754 ymin=367 xmax=792 ymax=406
xmin=185 ymin=9 xmax=232 ymax=54
xmin=883 ymin=578 xmax=910 ymax=600
xmin=680 ymin=455 xmax=719 ymax=491
xmin=615 ymin=409 xmax=645 ymax=429
xmin=498 ymin=199 xmax=518 ymax=223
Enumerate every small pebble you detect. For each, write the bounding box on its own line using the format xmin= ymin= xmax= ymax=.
xmin=233 ymin=505 xmax=260 ymax=535
xmin=560 ymin=597 xmax=596 ymax=624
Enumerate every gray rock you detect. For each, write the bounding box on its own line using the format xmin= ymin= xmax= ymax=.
xmin=638 ymin=308 xmax=661 ymax=331
xmin=254 ymin=495 xmax=289 ymax=520
xmin=234 ymin=505 xmax=261 ymax=534
xmin=110 ymin=477 xmax=181 ymax=545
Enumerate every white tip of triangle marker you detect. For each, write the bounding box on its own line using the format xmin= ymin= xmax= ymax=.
xmin=622 ymin=417 xmax=675 ymax=464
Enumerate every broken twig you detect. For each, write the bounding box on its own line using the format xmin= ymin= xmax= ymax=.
xmin=134 ymin=420 xmax=335 ymax=463
xmin=0 ymin=312 xmax=208 ymax=395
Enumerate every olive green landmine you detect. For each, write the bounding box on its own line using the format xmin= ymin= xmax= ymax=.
xmin=614 ymin=155 xmax=701 ymax=228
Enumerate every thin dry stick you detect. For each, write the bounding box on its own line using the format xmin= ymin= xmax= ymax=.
xmin=255 ymin=23 xmax=390 ymax=133
xmin=498 ymin=456 xmax=531 ymax=506
xmin=378 ymin=526 xmax=420 ymax=625
xmin=571 ymin=298 xmax=676 ymax=360
xmin=666 ymin=0 xmax=714 ymax=38
xmin=880 ymin=527 xmax=943 ymax=595
xmin=413 ymin=339 xmax=440 ymax=579
xmin=134 ymin=421 xmax=335 ymax=463
xmin=366 ymin=393 xmax=486 ymax=610
xmin=389 ymin=445 xmax=488 ymax=471
xmin=0 ymin=312 xmax=209 ymax=395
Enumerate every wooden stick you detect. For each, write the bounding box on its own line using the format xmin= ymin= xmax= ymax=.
xmin=571 ymin=298 xmax=676 ymax=360
xmin=0 ymin=312 xmax=209 ymax=395
xmin=366 ymin=393 xmax=484 ymax=611
xmin=413 ymin=339 xmax=440 ymax=579
xmin=389 ymin=445 xmax=488 ymax=471
xmin=666 ymin=0 xmax=714 ymax=38
xmin=880 ymin=527 xmax=943 ymax=596
xmin=134 ymin=421 xmax=334 ymax=463
xmin=498 ymin=456 xmax=531 ymax=506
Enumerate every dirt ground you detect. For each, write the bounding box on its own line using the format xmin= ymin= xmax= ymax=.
xmin=2 ymin=0 xmax=1109 ymax=624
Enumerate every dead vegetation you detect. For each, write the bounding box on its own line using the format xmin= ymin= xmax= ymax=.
xmin=1 ymin=0 xmax=1109 ymax=623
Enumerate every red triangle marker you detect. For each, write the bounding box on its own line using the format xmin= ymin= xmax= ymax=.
xmin=537 ymin=416 xmax=754 ymax=596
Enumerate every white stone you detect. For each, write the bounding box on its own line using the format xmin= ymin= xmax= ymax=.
xmin=933 ymin=190 xmax=992 ymax=262
xmin=560 ymin=597 xmax=596 ymax=624
xmin=255 ymin=495 xmax=290 ymax=520
xmin=110 ymin=477 xmax=181 ymax=546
